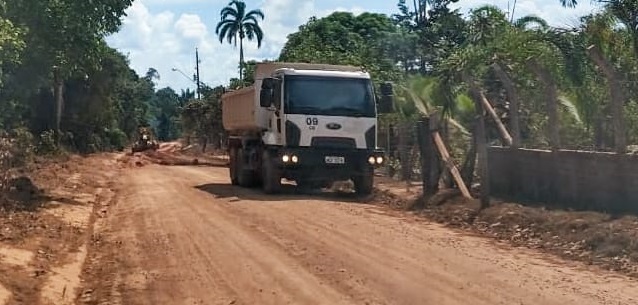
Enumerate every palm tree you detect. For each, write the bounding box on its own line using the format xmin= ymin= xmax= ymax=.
xmin=215 ymin=0 xmax=264 ymax=84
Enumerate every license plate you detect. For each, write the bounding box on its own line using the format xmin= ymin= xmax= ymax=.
xmin=325 ymin=156 xmax=345 ymax=164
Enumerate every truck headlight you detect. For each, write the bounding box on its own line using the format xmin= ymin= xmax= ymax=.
xmin=282 ymin=155 xmax=290 ymax=163
xmin=376 ymin=156 xmax=384 ymax=164
xmin=368 ymin=156 xmax=376 ymax=164
xmin=291 ymin=155 xmax=299 ymax=163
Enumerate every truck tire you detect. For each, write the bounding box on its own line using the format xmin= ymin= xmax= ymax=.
xmin=237 ymin=149 xmax=256 ymax=187
xmin=262 ymin=151 xmax=282 ymax=194
xmin=229 ymin=148 xmax=239 ymax=185
xmin=353 ymin=169 xmax=374 ymax=196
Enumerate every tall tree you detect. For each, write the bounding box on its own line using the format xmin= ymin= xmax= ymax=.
xmin=215 ymin=0 xmax=264 ymax=85
xmin=279 ymin=12 xmax=401 ymax=81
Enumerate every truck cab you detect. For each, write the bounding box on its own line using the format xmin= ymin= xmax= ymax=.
xmin=224 ymin=63 xmax=393 ymax=195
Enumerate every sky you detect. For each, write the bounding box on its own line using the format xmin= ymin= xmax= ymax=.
xmin=105 ymin=0 xmax=602 ymax=92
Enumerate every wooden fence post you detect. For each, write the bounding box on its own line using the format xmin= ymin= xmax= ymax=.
xmin=417 ymin=117 xmax=439 ymax=195
xmin=463 ymin=73 xmax=490 ymax=207
xmin=475 ymin=107 xmax=490 ymax=208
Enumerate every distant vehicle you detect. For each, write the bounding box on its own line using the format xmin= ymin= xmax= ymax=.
xmin=132 ymin=126 xmax=160 ymax=153
xmin=221 ymin=62 xmax=394 ymax=195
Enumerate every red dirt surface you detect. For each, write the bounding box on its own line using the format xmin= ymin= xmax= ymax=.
xmin=1 ymin=148 xmax=638 ymax=304
xmin=0 ymin=153 xmax=122 ymax=304
xmin=78 ymin=164 xmax=638 ymax=305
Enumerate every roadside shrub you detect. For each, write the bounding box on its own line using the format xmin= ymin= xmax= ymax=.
xmin=36 ymin=129 xmax=58 ymax=155
xmin=1 ymin=128 xmax=35 ymax=195
xmin=103 ymin=128 xmax=127 ymax=151
xmin=1 ymin=127 xmax=34 ymax=167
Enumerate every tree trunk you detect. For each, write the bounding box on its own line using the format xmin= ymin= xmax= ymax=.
xmin=491 ymin=63 xmax=521 ymax=147
xmin=201 ymin=136 xmax=208 ymax=153
xmin=587 ymin=45 xmax=627 ymax=153
xmin=528 ymin=60 xmax=560 ymax=151
xmin=593 ymin=112 xmax=604 ymax=150
xmin=53 ymin=67 xmax=64 ymax=145
xmin=239 ymin=37 xmax=244 ymax=86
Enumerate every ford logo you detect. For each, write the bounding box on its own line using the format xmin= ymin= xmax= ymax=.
xmin=326 ymin=123 xmax=342 ymax=130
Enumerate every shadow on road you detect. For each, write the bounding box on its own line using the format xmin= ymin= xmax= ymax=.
xmin=194 ymin=183 xmax=371 ymax=204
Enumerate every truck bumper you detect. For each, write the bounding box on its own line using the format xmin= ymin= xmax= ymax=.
xmin=271 ymin=147 xmax=385 ymax=182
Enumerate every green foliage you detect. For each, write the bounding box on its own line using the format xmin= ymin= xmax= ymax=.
xmin=279 ymin=12 xmax=402 ymax=81
xmin=151 ymin=87 xmax=182 ymax=141
xmin=0 ymin=128 xmax=34 ymax=168
xmin=0 ymin=17 xmax=24 ymax=86
xmin=36 ymin=130 xmax=58 ymax=155
xmin=0 ymin=0 xmax=187 ymax=161
xmin=180 ymin=85 xmax=225 ymax=149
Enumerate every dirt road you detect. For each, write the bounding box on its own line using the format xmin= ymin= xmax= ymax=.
xmin=81 ymin=164 xmax=638 ymax=305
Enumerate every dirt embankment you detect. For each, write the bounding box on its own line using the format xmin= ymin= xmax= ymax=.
xmin=374 ymin=178 xmax=638 ymax=278
xmin=0 ymin=153 xmax=123 ymax=305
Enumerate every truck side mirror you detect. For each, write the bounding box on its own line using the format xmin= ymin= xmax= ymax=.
xmin=377 ymin=82 xmax=394 ymax=114
xmin=260 ymin=78 xmax=275 ymax=107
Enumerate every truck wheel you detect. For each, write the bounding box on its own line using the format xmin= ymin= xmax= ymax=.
xmin=262 ymin=151 xmax=282 ymax=194
xmin=237 ymin=149 xmax=256 ymax=187
xmin=229 ymin=148 xmax=239 ymax=185
xmin=353 ymin=169 xmax=374 ymax=196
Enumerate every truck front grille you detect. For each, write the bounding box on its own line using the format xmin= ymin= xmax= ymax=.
xmin=311 ymin=137 xmax=356 ymax=149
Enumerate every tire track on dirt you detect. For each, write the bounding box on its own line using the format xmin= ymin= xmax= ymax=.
xmin=179 ymin=165 xmax=638 ymax=305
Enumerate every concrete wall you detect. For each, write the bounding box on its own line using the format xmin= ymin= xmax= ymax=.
xmin=487 ymin=147 xmax=638 ymax=214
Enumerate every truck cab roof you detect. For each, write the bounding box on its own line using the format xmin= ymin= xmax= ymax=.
xmin=275 ymin=68 xmax=371 ymax=79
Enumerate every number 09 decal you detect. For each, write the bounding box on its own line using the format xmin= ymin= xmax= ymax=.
xmin=306 ymin=117 xmax=318 ymax=130
xmin=306 ymin=117 xmax=318 ymax=125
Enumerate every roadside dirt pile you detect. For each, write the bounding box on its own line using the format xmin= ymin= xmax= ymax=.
xmin=121 ymin=142 xmax=228 ymax=167
xmin=375 ymin=179 xmax=638 ymax=278
xmin=0 ymin=153 xmax=120 ymax=304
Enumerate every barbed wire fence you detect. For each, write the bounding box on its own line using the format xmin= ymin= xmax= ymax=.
xmin=378 ymin=123 xmax=423 ymax=182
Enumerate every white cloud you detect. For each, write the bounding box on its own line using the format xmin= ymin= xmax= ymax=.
xmin=175 ymin=14 xmax=208 ymax=40
xmin=107 ymin=0 xmax=366 ymax=91
xmin=107 ymin=0 xmax=604 ymax=92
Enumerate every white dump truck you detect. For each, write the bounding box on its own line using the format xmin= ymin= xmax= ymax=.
xmin=222 ymin=62 xmax=394 ymax=195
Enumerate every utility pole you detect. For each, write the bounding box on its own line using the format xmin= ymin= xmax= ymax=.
xmin=195 ymin=48 xmax=201 ymax=100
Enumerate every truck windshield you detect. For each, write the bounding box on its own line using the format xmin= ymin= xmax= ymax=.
xmin=284 ymin=75 xmax=376 ymax=117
